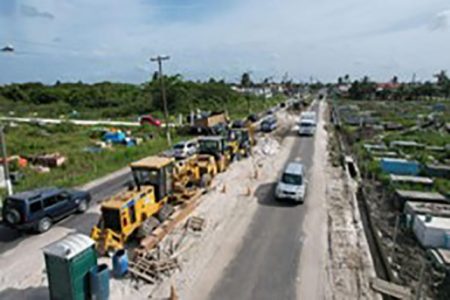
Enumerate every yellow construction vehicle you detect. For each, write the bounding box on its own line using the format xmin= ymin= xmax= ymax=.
xmin=197 ymin=136 xmax=232 ymax=172
xmin=90 ymin=154 xmax=216 ymax=255
xmin=228 ymin=123 xmax=256 ymax=159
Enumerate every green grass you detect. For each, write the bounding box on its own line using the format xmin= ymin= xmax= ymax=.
xmin=3 ymin=123 xmax=187 ymax=193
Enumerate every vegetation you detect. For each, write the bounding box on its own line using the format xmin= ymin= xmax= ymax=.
xmin=4 ymin=123 xmax=187 ymax=193
xmin=0 ymin=76 xmax=288 ymax=196
xmin=0 ymin=76 xmax=285 ymax=121
xmin=336 ymin=70 xmax=450 ymax=101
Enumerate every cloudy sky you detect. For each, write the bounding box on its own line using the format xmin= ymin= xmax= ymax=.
xmin=1 ymin=0 xmax=450 ymax=84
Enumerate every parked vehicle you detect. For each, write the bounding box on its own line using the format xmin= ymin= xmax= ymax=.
xmin=2 ymin=188 xmax=91 ymax=233
xmin=261 ymin=116 xmax=277 ymax=132
xmin=173 ymin=141 xmax=198 ymax=159
xmin=247 ymin=113 xmax=259 ymax=123
xmin=275 ymin=161 xmax=307 ymax=203
xmin=139 ymin=114 xmax=162 ymax=127
xmin=231 ymin=120 xmax=246 ymax=129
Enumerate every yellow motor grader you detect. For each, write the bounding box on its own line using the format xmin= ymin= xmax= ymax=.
xmin=90 ymin=154 xmax=215 ymax=255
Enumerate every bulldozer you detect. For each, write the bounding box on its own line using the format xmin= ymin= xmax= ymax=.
xmin=90 ymin=155 xmax=215 ymax=255
xmin=197 ymin=136 xmax=232 ymax=172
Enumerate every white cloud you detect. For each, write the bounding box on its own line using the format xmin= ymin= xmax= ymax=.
xmin=430 ymin=9 xmax=450 ymax=31
xmin=2 ymin=0 xmax=450 ymax=83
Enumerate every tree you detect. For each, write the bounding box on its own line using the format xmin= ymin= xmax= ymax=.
xmin=391 ymin=76 xmax=398 ymax=84
xmin=240 ymin=72 xmax=252 ymax=88
xmin=434 ymin=70 xmax=450 ymax=97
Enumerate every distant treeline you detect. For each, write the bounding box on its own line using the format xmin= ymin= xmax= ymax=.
xmin=0 ymin=76 xmax=266 ymax=119
xmin=337 ymin=71 xmax=450 ymax=101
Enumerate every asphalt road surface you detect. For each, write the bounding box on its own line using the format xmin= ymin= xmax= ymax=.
xmin=208 ymin=102 xmax=319 ymax=300
xmin=0 ymin=171 xmax=132 ymax=254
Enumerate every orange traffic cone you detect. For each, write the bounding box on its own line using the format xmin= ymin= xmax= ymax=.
xmin=221 ymin=184 xmax=227 ymax=193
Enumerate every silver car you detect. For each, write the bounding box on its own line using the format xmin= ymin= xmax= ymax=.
xmin=173 ymin=141 xmax=198 ymax=159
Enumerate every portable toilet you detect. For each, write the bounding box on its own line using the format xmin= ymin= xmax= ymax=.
xmin=43 ymin=234 xmax=98 ymax=300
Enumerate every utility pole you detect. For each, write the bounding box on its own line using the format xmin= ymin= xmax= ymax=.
xmin=150 ymin=55 xmax=171 ymax=146
xmin=0 ymin=126 xmax=13 ymax=196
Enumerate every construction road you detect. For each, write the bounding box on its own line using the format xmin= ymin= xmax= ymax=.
xmin=207 ymin=101 xmax=321 ymax=300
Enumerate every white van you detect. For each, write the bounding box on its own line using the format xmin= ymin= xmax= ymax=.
xmin=298 ymin=111 xmax=317 ymax=136
xmin=275 ymin=162 xmax=307 ymax=203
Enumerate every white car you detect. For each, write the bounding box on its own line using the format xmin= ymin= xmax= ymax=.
xmin=173 ymin=141 xmax=198 ymax=159
xmin=275 ymin=162 xmax=307 ymax=203
xmin=298 ymin=119 xmax=316 ymax=136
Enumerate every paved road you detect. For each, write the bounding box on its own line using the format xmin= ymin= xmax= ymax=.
xmin=0 ymin=171 xmax=132 ymax=254
xmin=208 ymin=102 xmax=319 ymax=300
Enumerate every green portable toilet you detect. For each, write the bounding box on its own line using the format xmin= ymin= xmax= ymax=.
xmin=43 ymin=234 xmax=98 ymax=300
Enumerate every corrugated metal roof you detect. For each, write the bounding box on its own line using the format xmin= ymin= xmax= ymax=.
xmin=43 ymin=234 xmax=95 ymax=260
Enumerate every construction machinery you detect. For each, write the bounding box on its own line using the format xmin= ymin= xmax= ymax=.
xmin=197 ymin=136 xmax=232 ymax=172
xmin=228 ymin=122 xmax=256 ymax=159
xmin=90 ymin=154 xmax=216 ymax=255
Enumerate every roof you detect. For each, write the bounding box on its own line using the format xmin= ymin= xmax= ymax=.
xmin=390 ymin=141 xmax=425 ymax=148
xmin=10 ymin=187 xmax=61 ymax=201
xmin=416 ymin=215 xmax=450 ymax=230
xmin=396 ymin=190 xmax=447 ymax=202
xmin=43 ymin=234 xmax=94 ymax=260
xmin=405 ymin=201 xmax=450 ymax=218
xmin=390 ymin=175 xmax=433 ymax=185
xmin=381 ymin=157 xmax=418 ymax=164
xmin=130 ymin=156 xmax=174 ymax=169
xmin=426 ymin=164 xmax=450 ymax=171
xmin=285 ymin=161 xmax=304 ymax=174
xmin=102 ymin=186 xmax=154 ymax=209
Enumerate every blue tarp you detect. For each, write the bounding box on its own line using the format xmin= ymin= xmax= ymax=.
xmin=103 ymin=131 xmax=127 ymax=144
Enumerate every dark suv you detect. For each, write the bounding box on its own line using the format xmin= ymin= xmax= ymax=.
xmin=2 ymin=187 xmax=91 ymax=233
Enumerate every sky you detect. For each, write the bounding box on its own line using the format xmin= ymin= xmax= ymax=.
xmin=1 ymin=0 xmax=450 ymax=84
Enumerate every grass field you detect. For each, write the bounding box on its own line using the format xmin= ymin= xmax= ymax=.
xmin=0 ymin=95 xmax=287 ymax=197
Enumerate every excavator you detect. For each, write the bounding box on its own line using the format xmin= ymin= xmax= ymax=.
xmin=90 ymin=155 xmax=215 ymax=255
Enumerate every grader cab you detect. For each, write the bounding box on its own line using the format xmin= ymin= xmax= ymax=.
xmin=197 ymin=136 xmax=231 ymax=172
xmin=91 ymin=156 xmax=176 ymax=255
xmin=228 ymin=127 xmax=255 ymax=159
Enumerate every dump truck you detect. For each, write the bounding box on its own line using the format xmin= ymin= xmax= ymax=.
xmin=90 ymin=155 xmax=216 ymax=255
xmin=197 ymin=136 xmax=232 ymax=172
xmin=191 ymin=111 xmax=229 ymax=134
